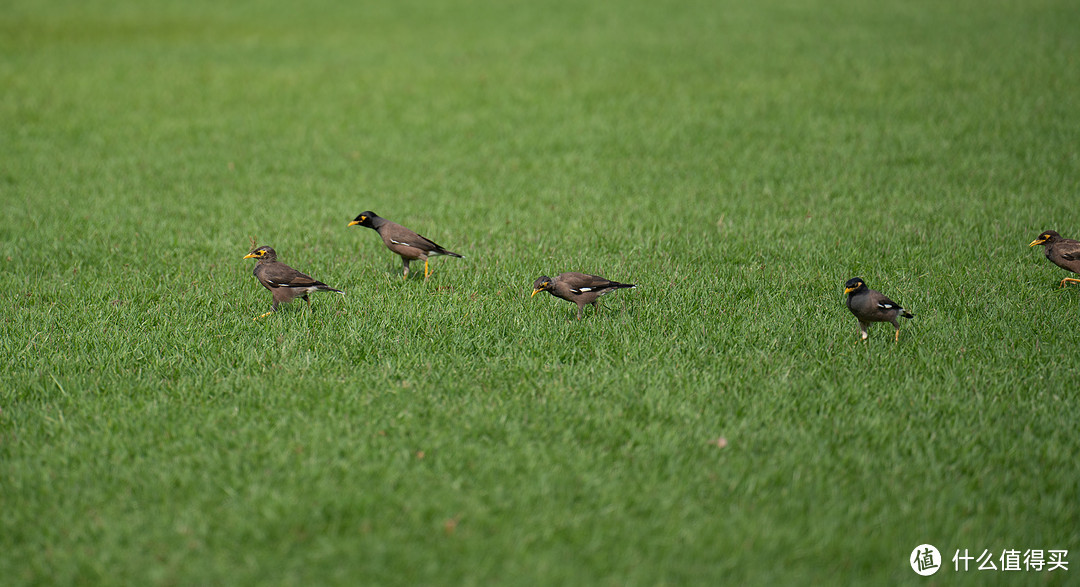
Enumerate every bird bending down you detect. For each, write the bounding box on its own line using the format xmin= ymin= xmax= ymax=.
xmin=1029 ymin=230 xmax=1080 ymax=288
xmin=843 ymin=277 xmax=914 ymax=342
xmin=348 ymin=211 xmax=463 ymax=280
xmin=243 ymin=246 xmax=344 ymax=320
xmin=531 ymin=272 xmax=636 ymax=320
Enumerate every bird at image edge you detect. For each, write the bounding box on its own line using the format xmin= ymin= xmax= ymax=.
xmin=1029 ymin=230 xmax=1080 ymax=288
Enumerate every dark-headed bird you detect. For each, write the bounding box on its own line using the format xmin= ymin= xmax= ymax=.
xmin=243 ymin=246 xmax=343 ymax=320
xmin=843 ymin=277 xmax=914 ymax=342
xmin=1029 ymin=230 xmax=1080 ymax=288
xmin=531 ymin=272 xmax=636 ymax=320
xmin=348 ymin=211 xmax=462 ymax=280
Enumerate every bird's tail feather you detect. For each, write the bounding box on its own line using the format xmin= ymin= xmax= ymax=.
xmin=901 ymin=309 xmax=914 ymax=319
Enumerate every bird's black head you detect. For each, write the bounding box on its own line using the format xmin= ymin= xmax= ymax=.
xmin=531 ymin=275 xmax=552 ymax=297
xmin=243 ymin=246 xmax=276 ymax=261
xmin=1029 ymin=230 xmax=1060 ymax=247
xmin=348 ymin=211 xmax=379 ymax=229
xmin=844 ymin=277 xmax=866 ymax=295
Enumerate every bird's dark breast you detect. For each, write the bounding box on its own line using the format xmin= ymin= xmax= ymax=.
xmin=253 ymin=265 xmax=278 ymax=288
xmin=847 ymin=295 xmax=875 ymax=317
xmin=553 ymin=290 xmax=577 ymax=302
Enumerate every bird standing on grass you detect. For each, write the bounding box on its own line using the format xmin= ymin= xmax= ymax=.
xmin=1029 ymin=230 xmax=1080 ymax=288
xmin=531 ymin=273 xmax=636 ymax=320
xmin=348 ymin=211 xmax=463 ymax=281
xmin=243 ymin=246 xmax=344 ymax=320
xmin=843 ymin=277 xmax=914 ymax=342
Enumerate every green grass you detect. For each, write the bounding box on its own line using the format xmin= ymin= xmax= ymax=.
xmin=2 ymin=0 xmax=1079 ymax=584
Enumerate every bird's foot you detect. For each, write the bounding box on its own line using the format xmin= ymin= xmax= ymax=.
xmin=1061 ymin=278 xmax=1080 ymax=288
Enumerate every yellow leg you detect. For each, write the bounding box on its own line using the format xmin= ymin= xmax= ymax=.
xmin=424 ymin=259 xmax=431 ymax=280
xmin=1061 ymin=277 xmax=1080 ymax=287
xmin=254 ymin=310 xmax=274 ymax=320
xmin=894 ymin=328 xmax=900 ymax=342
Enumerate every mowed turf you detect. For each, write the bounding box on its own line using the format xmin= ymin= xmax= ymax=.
xmin=2 ymin=0 xmax=1079 ymax=584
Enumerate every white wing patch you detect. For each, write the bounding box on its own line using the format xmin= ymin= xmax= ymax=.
xmin=389 ymin=238 xmax=411 ymax=247
xmin=577 ymin=287 xmax=594 ymax=292
xmin=879 ymin=302 xmax=895 ymax=310
xmin=269 ymin=279 xmax=313 ymax=292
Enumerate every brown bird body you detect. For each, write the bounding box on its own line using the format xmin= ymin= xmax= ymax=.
xmin=531 ymin=272 xmax=636 ymax=320
xmin=243 ymin=246 xmax=343 ymax=319
xmin=844 ymin=277 xmax=914 ymax=342
xmin=348 ymin=211 xmax=462 ymax=280
xmin=1029 ymin=230 xmax=1080 ymax=288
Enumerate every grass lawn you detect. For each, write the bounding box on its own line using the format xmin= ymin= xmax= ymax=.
xmin=2 ymin=0 xmax=1079 ymax=584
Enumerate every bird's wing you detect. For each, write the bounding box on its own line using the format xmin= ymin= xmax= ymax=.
xmin=563 ymin=273 xmax=616 ymax=294
xmin=259 ymin=263 xmax=321 ymax=288
xmin=873 ymin=293 xmax=902 ymax=312
xmin=382 ymin=223 xmax=440 ymax=251
xmin=1057 ymin=239 xmax=1080 ymax=261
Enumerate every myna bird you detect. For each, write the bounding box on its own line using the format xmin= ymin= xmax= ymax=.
xmin=843 ymin=277 xmax=914 ymax=342
xmin=531 ymin=272 xmax=636 ymax=320
xmin=348 ymin=211 xmax=463 ymax=280
xmin=243 ymin=246 xmax=344 ymax=320
xmin=1029 ymin=230 xmax=1080 ymax=288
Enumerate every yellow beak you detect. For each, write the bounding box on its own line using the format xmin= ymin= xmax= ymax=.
xmin=243 ymin=252 xmax=259 ymax=259
xmin=531 ymin=288 xmax=543 ymax=297
xmin=843 ymin=286 xmax=857 ymax=294
xmin=1029 ymin=238 xmax=1044 ymax=247
xmin=347 ymin=220 xmax=361 ymax=227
